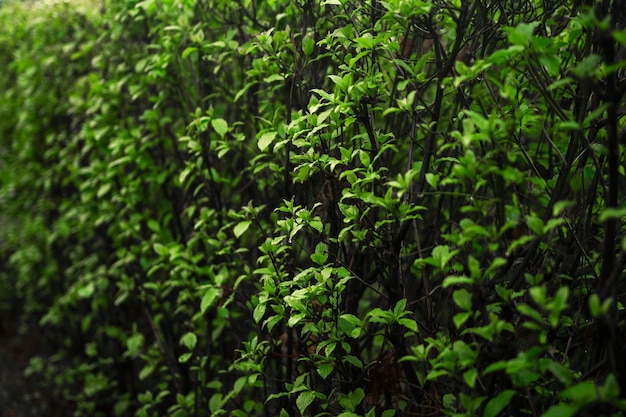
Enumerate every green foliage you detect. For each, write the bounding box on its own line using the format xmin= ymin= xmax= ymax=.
xmin=1 ymin=0 xmax=625 ymax=416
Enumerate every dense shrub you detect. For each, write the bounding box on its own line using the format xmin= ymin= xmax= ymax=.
xmin=1 ymin=0 xmax=626 ymax=416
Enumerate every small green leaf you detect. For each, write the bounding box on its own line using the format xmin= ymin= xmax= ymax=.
xmin=309 ymin=219 xmax=323 ymax=233
xmin=201 ymin=286 xmax=220 ymax=313
xmin=517 ymin=303 xmax=543 ymax=324
xmin=359 ymin=150 xmax=371 ymax=167
xmin=211 ymin=118 xmax=228 ymax=138
xmin=179 ymin=352 xmax=192 ymax=363
xmin=572 ymin=54 xmax=602 ymax=78
xmin=258 ymin=131 xmax=277 ymax=151
xmin=463 ymin=368 xmax=477 ymax=388
xmin=393 ymin=299 xmax=407 ymax=317
xmin=505 ymin=22 xmax=539 ymax=46
xmin=453 ymin=288 xmax=472 ymax=311
xmin=443 ymin=275 xmax=474 ymax=288
xmin=139 ymin=363 xmax=156 ymax=380
xmin=181 ymin=46 xmax=197 ymax=60
xmin=354 ymin=33 xmax=375 ymax=49
xmin=153 ymin=243 xmax=169 ymax=257
xmin=317 ymin=363 xmax=333 ymax=379
xmin=454 ymin=312 xmax=471 ymax=329
xmin=253 ymin=302 xmax=267 ymax=323
xmin=599 ymin=207 xmax=626 ymax=222
xmin=126 ymin=333 xmax=144 ymax=356
xmin=339 ymin=388 xmax=365 ymax=412
xmin=233 ymin=376 xmax=247 ymax=394
xmin=483 ymin=389 xmax=515 ymax=417
xmin=525 ymin=215 xmax=544 ymax=235
xmin=288 ymin=312 xmax=306 ymax=327
xmin=339 ymin=314 xmax=361 ymax=334
xmin=77 ymin=282 xmax=95 ymax=298
xmin=538 ymin=53 xmax=561 ymax=76
xmin=545 ymin=360 xmax=573 ymax=385
xmin=296 ymin=391 xmax=316 ymax=415
xmin=234 ymin=221 xmax=251 ymax=238
xmin=264 ymin=73 xmax=285 ymax=83
xmin=561 ymin=381 xmax=597 ymax=403
xmin=343 ymin=355 xmax=363 ymax=369
xmin=599 ymin=373 xmax=620 ymax=400
xmin=541 ymin=404 xmax=578 ymax=417
xmin=302 ymin=35 xmax=315 ymax=56
xmin=483 ymin=360 xmax=507 ymax=374
xmin=398 ymin=317 xmax=418 ymax=332
xmin=180 ymin=332 xmax=197 ymax=350
xmin=529 ymin=286 xmax=546 ymax=305
xmin=147 ymin=219 xmax=160 ymax=232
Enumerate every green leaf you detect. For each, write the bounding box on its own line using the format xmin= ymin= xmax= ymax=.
xmin=253 ymin=302 xmax=267 ymax=323
xmin=483 ymin=389 xmax=515 ymax=417
xmin=599 ymin=374 xmax=620 ymax=400
xmin=443 ymin=275 xmax=474 ymax=288
xmin=548 ymin=287 xmax=569 ymax=327
xmin=525 ymin=215 xmax=544 ymax=235
xmin=181 ymin=46 xmax=197 ymax=60
xmin=339 ymin=388 xmax=365 ymax=412
xmin=599 ymin=207 xmax=626 ymax=222
xmin=354 ymin=33 xmax=375 ymax=49
xmin=393 ymin=299 xmax=407 ymax=317
xmin=454 ymin=312 xmax=471 ymax=329
xmin=77 ymin=282 xmax=95 ymax=298
xmin=614 ymin=30 xmax=626 ymax=46
xmin=343 ymin=355 xmax=363 ymax=369
xmin=339 ymin=314 xmax=361 ymax=336
xmin=545 ymin=360 xmax=573 ymax=385
xmin=572 ymin=54 xmax=602 ymax=78
xmin=398 ymin=317 xmax=418 ymax=332
xmin=463 ymin=368 xmax=478 ymax=388
xmin=287 ymin=312 xmax=306 ymax=327
xmin=483 ymin=360 xmax=507 ymax=374
xmin=263 ymin=73 xmax=284 ymax=83
xmin=431 ymin=245 xmax=458 ymax=270
xmin=126 ymin=333 xmax=144 ymax=356
xmin=234 ymin=220 xmax=251 ymax=238
xmin=541 ymin=404 xmax=579 ymax=417
xmin=538 ymin=53 xmax=560 ymax=76
xmin=153 ymin=243 xmax=169 ymax=257
xmin=453 ymin=288 xmax=472 ymax=311
xmin=233 ymin=376 xmax=247 ymax=394
xmin=296 ymin=391 xmax=315 ymax=415
xmin=317 ymin=363 xmax=333 ymax=379
xmin=517 ymin=303 xmax=543 ymax=324
xmin=302 ymin=35 xmax=315 ymax=56
xmin=180 ymin=332 xmax=197 ymax=350
xmin=201 ymin=286 xmax=220 ymax=314
xmin=139 ymin=363 xmax=156 ymax=381
xmin=211 ymin=118 xmax=228 ymax=138
xmin=561 ymin=381 xmax=597 ymax=403
xmin=529 ymin=286 xmax=546 ymax=305
xmin=505 ymin=22 xmax=539 ymax=46
xmin=310 ymin=242 xmax=328 ymax=265
xmin=257 ymin=131 xmax=277 ymax=151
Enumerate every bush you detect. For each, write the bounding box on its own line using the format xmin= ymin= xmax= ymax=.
xmin=1 ymin=0 xmax=625 ymax=416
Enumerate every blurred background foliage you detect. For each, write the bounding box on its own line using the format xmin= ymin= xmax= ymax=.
xmin=0 ymin=0 xmax=625 ymax=416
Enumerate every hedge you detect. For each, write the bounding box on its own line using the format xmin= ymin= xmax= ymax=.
xmin=1 ymin=0 xmax=625 ymax=416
